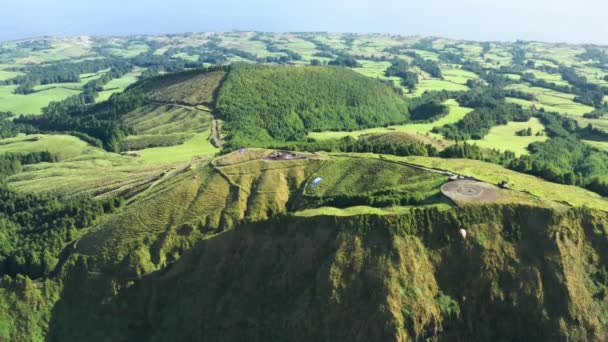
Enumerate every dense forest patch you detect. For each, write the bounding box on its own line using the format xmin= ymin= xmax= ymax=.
xmin=215 ymin=64 xmax=410 ymax=147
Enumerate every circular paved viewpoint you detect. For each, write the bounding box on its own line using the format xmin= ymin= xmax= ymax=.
xmin=441 ymin=180 xmax=500 ymax=204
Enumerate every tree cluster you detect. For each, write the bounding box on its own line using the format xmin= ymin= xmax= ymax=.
xmin=216 ymin=64 xmax=410 ymax=148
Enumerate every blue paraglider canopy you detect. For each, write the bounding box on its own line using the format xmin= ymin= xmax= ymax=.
xmin=311 ymin=177 xmax=324 ymax=188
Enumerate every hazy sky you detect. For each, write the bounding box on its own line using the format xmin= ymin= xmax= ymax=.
xmin=1 ymin=0 xmax=607 ymax=44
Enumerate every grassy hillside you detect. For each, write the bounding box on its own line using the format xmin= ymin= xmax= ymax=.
xmin=2 ymin=32 xmax=608 ymax=341
xmin=466 ymin=117 xmax=547 ymax=156
xmin=215 ymin=64 xmax=410 ymax=147
xmin=308 ymin=99 xmax=472 ymax=141
xmin=129 ymin=69 xmax=226 ymax=106
xmin=391 ymin=155 xmax=608 ymax=210
xmin=0 ymin=150 xmax=607 ymax=340
xmin=45 ymin=205 xmax=608 ymax=341
xmin=301 ymin=156 xmax=447 ymax=207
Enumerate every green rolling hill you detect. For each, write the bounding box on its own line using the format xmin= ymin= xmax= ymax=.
xmin=0 ymin=32 xmax=608 ymax=341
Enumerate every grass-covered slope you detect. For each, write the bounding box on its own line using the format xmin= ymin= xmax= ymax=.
xmin=1 ymin=151 xmax=608 ymax=341
xmin=301 ymin=156 xmax=447 ymax=208
xmin=215 ymin=64 xmax=410 ymax=147
xmin=128 ymin=69 xmax=226 ymax=106
xmin=47 ymin=205 xmax=608 ymax=341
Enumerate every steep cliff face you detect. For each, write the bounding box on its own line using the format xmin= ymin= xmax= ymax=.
xmin=46 ymin=205 xmax=608 ymax=341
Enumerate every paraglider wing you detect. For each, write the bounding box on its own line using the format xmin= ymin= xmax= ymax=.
xmin=311 ymin=177 xmax=324 ymax=188
xmin=459 ymin=229 xmax=467 ymax=239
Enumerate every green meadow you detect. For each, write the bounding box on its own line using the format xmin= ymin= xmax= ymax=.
xmin=583 ymin=140 xmax=608 ymax=151
xmin=308 ymin=99 xmax=472 ymax=141
xmin=467 ymin=117 xmax=547 ymax=156
xmin=413 ymin=79 xmax=469 ymax=96
xmin=505 ymin=83 xmax=595 ymax=116
xmin=389 ymin=155 xmax=608 ymax=210
xmin=0 ymin=85 xmax=80 ymax=115
xmin=95 ymin=67 xmax=144 ymax=102
xmin=526 ymin=69 xmax=569 ymax=86
xmin=0 ymin=70 xmax=22 ymax=80
xmin=136 ymin=132 xmax=218 ymax=164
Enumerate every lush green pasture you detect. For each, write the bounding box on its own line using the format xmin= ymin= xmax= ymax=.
xmin=313 ymin=35 xmax=349 ymax=51
xmin=459 ymin=42 xmax=484 ymax=54
xmin=0 ymin=85 xmax=80 ymax=115
xmin=505 ymin=83 xmax=594 ymax=116
xmin=304 ymin=156 xmax=447 ymax=199
xmin=574 ymin=116 xmax=608 ymax=133
xmin=294 ymin=203 xmax=450 ymax=217
xmin=467 ymin=117 xmax=547 ymax=156
xmin=135 ymin=70 xmax=224 ymax=105
xmin=413 ymin=79 xmax=468 ymax=96
xmin=275 ymin=36 xmax=320 ymax=59
xmin=0 ymin=134 xmax=176 ymax=195
xmin=576 ymin=65 xmax=608 ymax=87
xmin=0 ymin=134 xmax=91 ymax=159
xmin=107 ymin=44 xmax=149 ymax=58
xmin=0 ymin=130 xmax=217 ymax=193
xmin=0 ymin=70 xmax=21 ymax=80
xmin=531 ymin=45 xmax=583 ymax=66
xmin=308 ymin=99 xmax=472 ymax=141
xmin=482 ymin=52 xmax=512 ymax=67
xmin=527 ymin=69 xmax=569 ymax=86
xmin=529 ymin=59 xmax=558 ymax=69
xmin=95 ymin=67 xmax=144 ymax=102
xmin=128 ymin=104 xmax=218 ymax=164
xmin=172 ymin=52 xmax=199 ymax=62
xmin=441 ymin=67 xmax=479 ymax=85
xmin=220 ymin=35 xmax=283 ymax=58
xmin=124 ymin=104 xmax=213 ymax=135
xmin=31 ymin=70 xmax=109 ymax=92
xmin=409 ymin=49 xmax=439 ymax=61
xmin=391 ymin=155 xmax=608 ymax=210
xmin=352 ymin=60 xmax=392 ymax=79
xmin=583 ymin=140 xmax=608 ymax=151
xmin=137 ymin=132 xmax=218 ymax=164
xmin=2 ymin=37 xmax=91 ymax=64
xmin=348 ymin=36 xmax=401 ymax=57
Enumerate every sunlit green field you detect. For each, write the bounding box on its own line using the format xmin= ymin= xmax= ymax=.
xmin=467 ymin=117 xmax=547 ymax=156
xmin=220 ymin=34 xmax=284 ymax=58
xmin=0 ymin=133 xmax=194 ymax=196
xmin=0 ymin=134 xmax=92 ymax=159
xmin=413 ymin=79 xmax=469 ymax=96
xmin=0 ymin=70 xmax=21 ymax=80
xmin=275 ymin=37 xmax=320 ymax=59
xmin=526 ymin=69 xmax=569 ymax=86
xmin=0 ymin=85 xmax=80 ymax=115
xmin=294 ymin=203 xmax=450 ymax=217
xmin=352 ymin=60 xmax=393 ymax=78
xmin=505 ymin=83 xmax=594 ymax=116
xmin=308 ymin=99 xmax=472 ymax=141
xmin=137 ymin=132 xmax=218 ymax=164
xmin=107 ymin=44 xmax=150 ymax=58
xmin=583 ymin=140 xmax=608 ymax=151
xmin=95 ymin=67 xmax=144 ymax=102
xmin=441 ymin=67 xmax=479 ymax=85
xmin=387 ymin=155 xmax=608 ymax=210
xmin=575 ymin=65 xmax=608 ymax=87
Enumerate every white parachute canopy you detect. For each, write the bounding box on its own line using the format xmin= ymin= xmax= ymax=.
xmin=459 ymin=229 xmax=467 ymax=239
xmin=311 ymin=177 xmax=324 ymax=188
